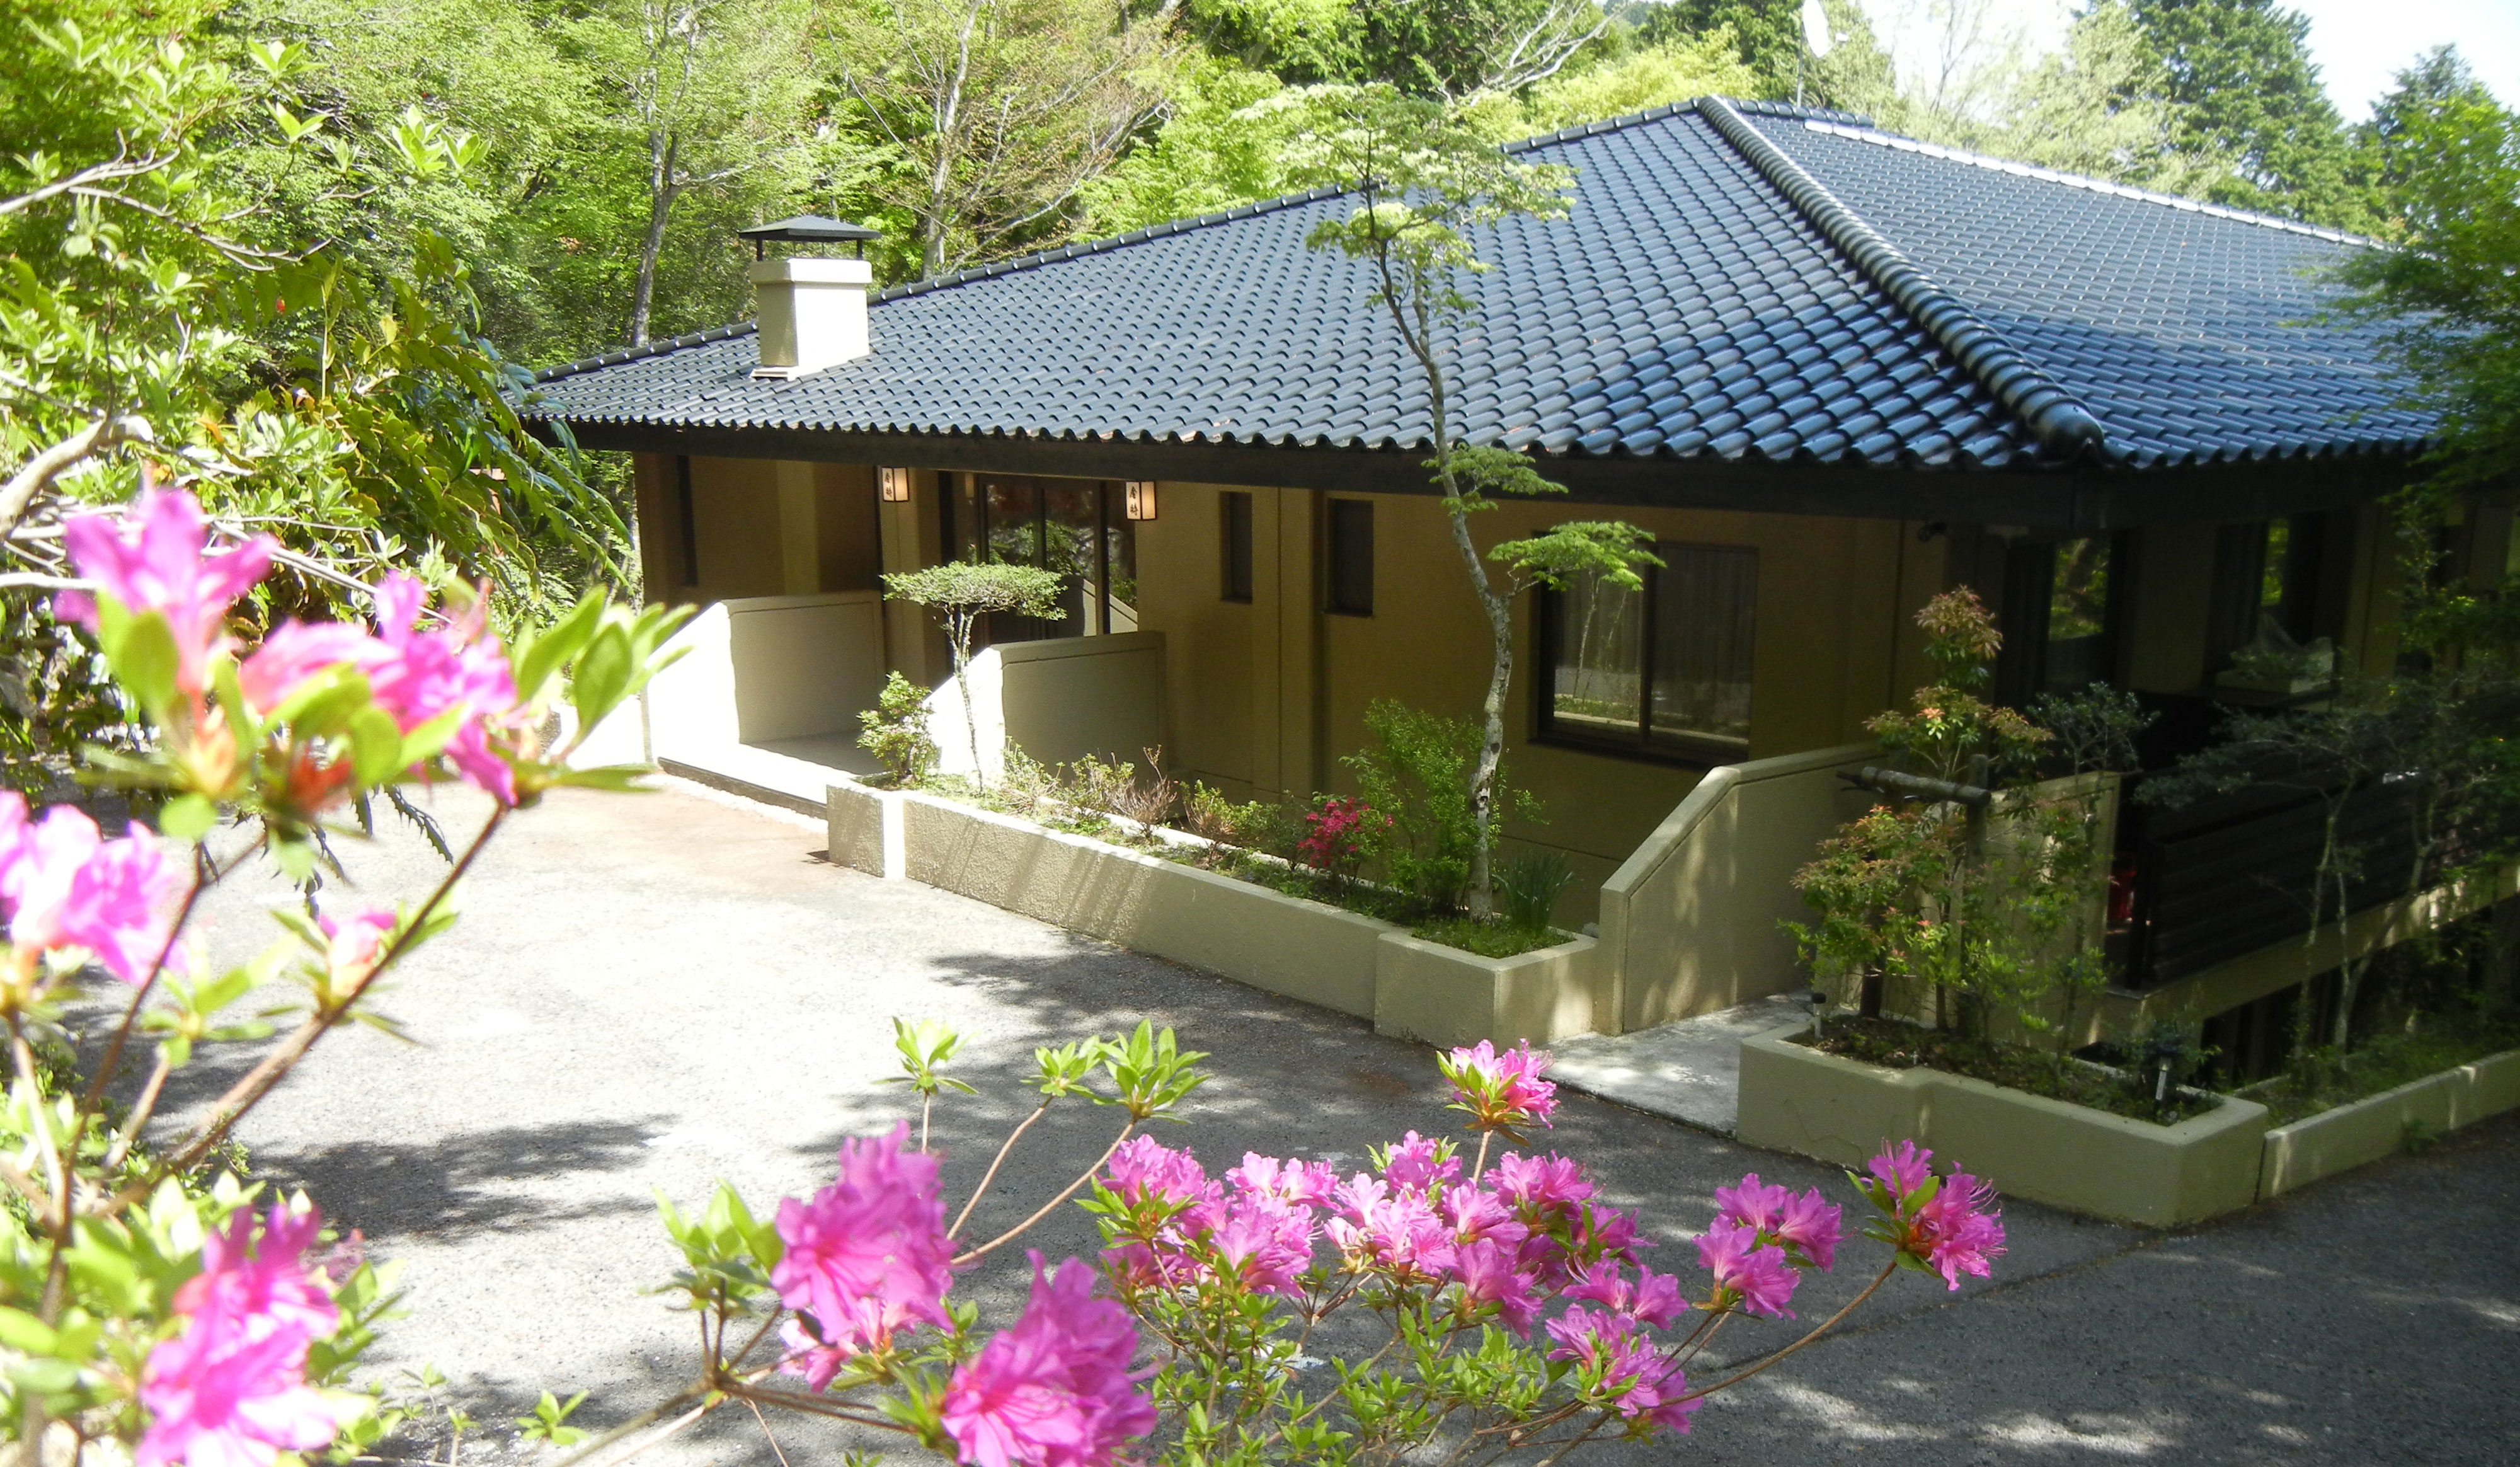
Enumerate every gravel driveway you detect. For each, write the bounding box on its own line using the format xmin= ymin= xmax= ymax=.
xmin=134 ymin=778 xmax=2517 ymax=1467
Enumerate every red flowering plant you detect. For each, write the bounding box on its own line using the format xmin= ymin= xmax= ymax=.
xmin=0 ymin=486 xmax=689 ymax=1467
xmin=1295 ymin=796 xmax=1385 ymax=889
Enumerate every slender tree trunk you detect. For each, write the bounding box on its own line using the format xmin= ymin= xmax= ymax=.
xmin=631 ymin=134 xmax=679 ymax=346
xmin=949 ymin=611 xmax=984 ymax=790
xmin=2293 ymin=790 xmax=2352 ymax=1076
xmin=920 ymin=0 xmax=983 ymax=278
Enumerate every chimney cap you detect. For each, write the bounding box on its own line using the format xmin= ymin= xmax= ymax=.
xmin=740 ymin=216 xmax=881 ymax=259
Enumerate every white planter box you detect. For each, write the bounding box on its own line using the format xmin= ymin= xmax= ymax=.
xmin=1736 ymin=1025 xmax=2269 ymax=1228
xmin=2259 ymin=1047 xmax=2520 ymax=1198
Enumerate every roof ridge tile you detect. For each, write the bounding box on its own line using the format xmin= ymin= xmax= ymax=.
xmin=1697 ymin=95 xmax=2109 ymax=459
xmin=1795 ymin=119 xmax=2380 ymax=246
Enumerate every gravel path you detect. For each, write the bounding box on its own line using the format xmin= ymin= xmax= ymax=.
xmin=132 ymin=779 xmax=2516 ymax=1467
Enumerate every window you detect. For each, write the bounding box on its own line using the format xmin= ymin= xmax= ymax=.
xmin=942 ymin=473 xmax=1138 ymax=641
xmin=2209 ymin=515 xmax=2327 ymax=665
xmin=1540 ymin=544 xmax=1756 ymax=759
xmin=1998 ymin=534 xmax=2127 ymax=703
xmin=673 ymin=455 xmax=699 ymax=586
xmin=1220 ymin=491 xmax=1254 ymax=602
xmin=1326 ymin=499 xmax=1373 ymax=616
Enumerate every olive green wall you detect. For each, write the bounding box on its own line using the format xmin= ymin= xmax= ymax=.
xmin=632 ymin=451 xmax=2433 ymax=921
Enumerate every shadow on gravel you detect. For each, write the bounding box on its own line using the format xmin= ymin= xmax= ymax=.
xmin=253 ymin=1118 xmax=665 ymax=1239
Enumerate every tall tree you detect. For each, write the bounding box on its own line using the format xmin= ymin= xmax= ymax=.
xmin=1350 ymin=0 xmax=1608 ymax=100
xmin=2332 ymin=89 xmax=2520 ymax=493
xmin=566 ymin=0 xmax=820 ymax=345
xmin=825 ymin=0 xmax=1176 ymax=279
xmin=2124 ymin=0 xmax=2359 ymax=224
xmin=1288 ymin=86 xmax=1659 ymax=918
xmin=2352 ymin=45 xmax=2500 ymax=229
xmin=1830 ymin=1 xmax=2211 ymax=191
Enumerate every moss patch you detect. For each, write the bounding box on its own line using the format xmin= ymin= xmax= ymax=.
xmin=1794 ymin=1016 xmax=2218 ymax=1125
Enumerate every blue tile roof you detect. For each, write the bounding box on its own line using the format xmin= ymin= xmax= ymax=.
xmin=524 ymin=98 xmax=2434 ymax=473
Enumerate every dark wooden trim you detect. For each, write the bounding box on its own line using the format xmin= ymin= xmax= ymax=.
xmin=537 ymin=418 xmax=2421 ymax=530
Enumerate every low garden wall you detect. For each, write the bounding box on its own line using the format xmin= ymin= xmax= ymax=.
xmin=2258 ymin=1047 xmax=2520 ymax=1198
xmin=827 ymin=781 xmax=1602 ymax=1045
xmin=1736 ymin=1024 xmax=2269 ymax=1228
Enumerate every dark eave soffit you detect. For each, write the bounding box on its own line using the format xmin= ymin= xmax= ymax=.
xmin=541 ymin=419 xmax=2418 ymax=532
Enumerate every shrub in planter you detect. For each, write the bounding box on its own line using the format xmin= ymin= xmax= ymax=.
xmin=859 ymin=669 xmax=939 ymax=786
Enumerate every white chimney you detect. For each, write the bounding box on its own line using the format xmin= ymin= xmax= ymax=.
xmin=749 ymin=255 xmax=871 ymax=379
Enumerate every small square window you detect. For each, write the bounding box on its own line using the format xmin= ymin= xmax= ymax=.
xmin=1220 ymin=492 xmax=1254 ymax=602
xmin=1326 ymin=499 xmax=1373 ymax=616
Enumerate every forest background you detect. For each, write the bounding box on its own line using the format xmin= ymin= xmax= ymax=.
xmin=203 ymin=0 xmax=2509 ymax=363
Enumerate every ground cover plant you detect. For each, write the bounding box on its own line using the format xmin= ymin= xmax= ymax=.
xmin=897 ymin=701 xmax=1579 ymax=958
xmin=2238 ymin=999 xmax=2520 ymax=1125
xmin=1794 ymin=1016 xmax=2219 ymax=1126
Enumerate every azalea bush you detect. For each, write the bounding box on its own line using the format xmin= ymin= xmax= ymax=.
xmin=609 ymin=1032 xmax=2007 ymax=1467
xmin=0 ymin=484 xmax=684 ymax=1466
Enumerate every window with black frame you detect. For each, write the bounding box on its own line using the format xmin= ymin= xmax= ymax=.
xmin=1540 ymin=544 xmax=1756 ymax=759
xmin=1997 ymin=534 xmax=2126 ymax=703
xmin=944 ymin=473 xmax=1137 ymax=642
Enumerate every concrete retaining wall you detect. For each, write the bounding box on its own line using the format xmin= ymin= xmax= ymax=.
xmin=826 ymin=781 xmax=1599 ymax=1042
xmin=1736 ymin=1025 xmax=2270 ymax=1228
xmin=2259 ymin=1047 xmax=2520 ymax=1198
xmin=1596 ymin=745 xmax=1875 ymax=1033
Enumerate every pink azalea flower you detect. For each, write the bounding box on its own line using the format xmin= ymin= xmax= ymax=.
xmin=1564 ymin=1261 xmax=1687 ymax=1330
xmin=1544 ymin=1307 xmax=1697 ymax=1435
xmin=315 ymin=905 xmax=397 ymax=991
xmin=1440 ymin=1040 xmax=1558 ymax=1135
xmin=1210 ymin=1194 xmax=1317 ymax=1296
xmin=1712 ymin=1173 xmax=1793 ymax=1231
xmin=1774 ymin=1187 xmax=1843 ymax=1272
xmin=57 ymin=485 xmax=276 ymax=699
xmin=772 ymin=1122 xmax=955 ymax=1354
xmin=1376 ymin=1131 xmax=1461 ymax=1195
xmin=139 ymin=1202 xmax=352 ymax=1467
xmin=1908 ymin=1172 xmax=2006 ymax=1290
xmin=137 ymin=1314 xmax=352 ymax=1467
xmin=173 ymin=1204 xmax=338 ymax=1344
xmin=238 ymin=621 xmax=386 ymax=713
xmin=776 ymin=1318 xmax=853 ymax=1393
xmin=1867 ymin=1140 xmax=1935 ymax=1202
xmin=1451 ymin=1238 xmax=1544 ymax=1335
xmin=1715 ymin=1172 xmax=1841 ymax=1272
xmin=1102 ymin=1136 xmax=1214 ymax=1209
xmin=1223 ymin=1153 xmax=1337 ymax=1205
xmin=1326 ymin=1176 xmax=1448 ymax=1279
xmin=0 ymin=797 xmax=179 ymax=984
xmin=364 ymin=575 xmax=523 ymax=805
xmin=1695 ymin=1217 xmax=1799 ymax=1319
xmin=1489 ymin=1151 xmax=1593 ymax=1215
xmin=940 ymin=1253 xmax=1153 ymax=1467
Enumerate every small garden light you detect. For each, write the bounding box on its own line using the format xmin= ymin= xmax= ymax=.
xmin=1807 ymin=984 xmax=1828 ymax=1040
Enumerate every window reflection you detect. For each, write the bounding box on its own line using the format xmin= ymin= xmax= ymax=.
xmin=1544 ymin=544 xmax=1755 ymax=757
xmin=944 ymin=474 xmax=1137 ymax=643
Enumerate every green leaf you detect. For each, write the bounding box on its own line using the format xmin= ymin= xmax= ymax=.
xmin=514 ymin=592 xmax=604 ymax=705
xmin=568 ymin=623 xmax=634 ymax=728
xmin=110 ymin=611 xmax=182 ymax=715
xmin=348 ymin=705 xmax=406 ymax=786
xmin=158 ymin=793 xmax=218 ymax=843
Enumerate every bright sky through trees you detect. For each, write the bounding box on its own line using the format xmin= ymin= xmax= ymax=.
xmin=1858 ymin=0 xmax=2517 ymax=117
